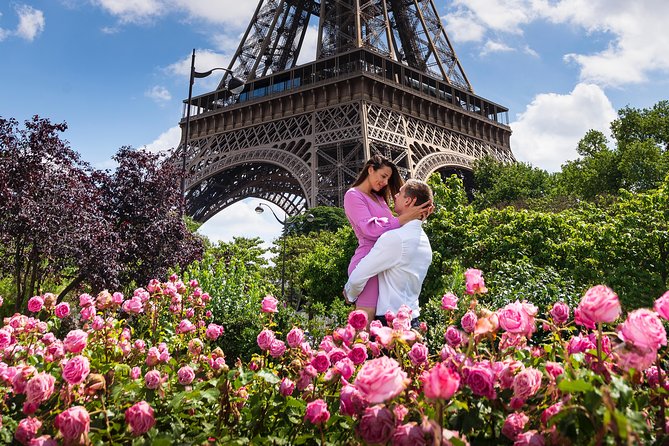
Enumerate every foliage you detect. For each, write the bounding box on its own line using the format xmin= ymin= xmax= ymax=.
xmin=2 ymin=271 xmax=669 ymax=445
xmin=286 ymin=206 xmax=348 ymax=236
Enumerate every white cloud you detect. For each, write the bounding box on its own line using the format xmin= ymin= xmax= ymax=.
xmin=510 ymin=83 xmax=617 ymax=172
xmin=92 ymin=0 xmax=163 ymax=23
xmin=480 ymin=40 xmax=514 ymax=56
xmin=142 ymin=125 xmax=181 ymax=154
xmin=166 ymin=49 xmax=236 ymax=89
xmin=296 ymin=25 xmax=319 ymax=66
xmin=449 ymin=0 xmax=535 ymax=34
xmin=197 ymin=198 xmax=284 ymax=249
xmin=15 ymin=5 xmax=45 ymax=41
xmin=443 ymin=10 xmax=486 ymax=43
xmin=145 ymin=85 xmax=172 ymax=104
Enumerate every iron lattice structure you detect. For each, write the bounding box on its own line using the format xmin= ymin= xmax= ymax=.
xmin=178 ymin=0 xmax=514 ymax=222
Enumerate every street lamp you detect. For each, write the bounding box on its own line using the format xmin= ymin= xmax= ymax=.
xmin=255 ymin=203 xmax=314 ymax=299
xmin=181 ymin=48 xmax=245 ymax=204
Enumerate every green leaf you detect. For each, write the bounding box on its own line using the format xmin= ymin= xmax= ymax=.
xmin=558 ymin=378 xmax=593 ymax=393
xmin=256 ymin=369 xmax=280 ymax=384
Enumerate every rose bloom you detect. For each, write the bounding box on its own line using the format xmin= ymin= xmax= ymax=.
xmin=25 ymin=372 xmax=55 ymax=404
xmin=422 ymin=363 xmax=460 ymax=400
xmin=304 ymin=399 xmax=330 ymax=424
xmin=545 ymin=362 xmax=564 ymax=379
xmin=464 ymin=268 xmax=487 ymax=295
xmin=54 ymin=406 xmax=90 ymax=443
xmin=205 ymin=324 xmax=224 ymax=341
xmin=619 ymin=308 xmax=667 ymax=350
xmin=62 ymin=355 xmax=90 ymax=385
xmin=79 ymin=293 xmax=94 ymax=307
xmin=125 ymin=401 xmax=156 ymax=436
xmin=461 ymin=311 xmax=477 ymax=333
xmin=279 ymin=377 xmax=295 ymax=396
xmin=122 ymin=296 xmax=144 ymax=314
xmin=15 ymin=417 xmax=42 ymax=445
xmin=549 ymin=302 xmax=570 ymax=325
xmin=348 ymin=343 xmax=368 ymax=365
xmin=177 ymin=319 xmax=196 ymax=334
xmin=465 ymin=364 xmax=497 ymax=399
xmin=514 ymin=430 xmax=545 ymax=446
xmin=63 ymin=329 xmax=88 ymax=354
xmin=27 ymin=296 xmax=44 ymax=313
xmin=340 ymin=383 xmax=366 ymax=416
xmin=541 ymin=402 xmax=563 ymax=426
xmin=334 ymin=357 xmax=355 ymax=380
xmin=28 ymin=435 xmax=57 ymax=446
xmin=54 ymin=303 xmax=70 ymax=319
xmin=614 ymin=343 xmax=657 ymax=372
xmin=261 ymin=295 xmax=279 ymax=313
xmin=256 ymin=329 xmax=276 ymax=351
xmin=502 ymin=412 xmax=529 ymax=440
xmin=408 ymin=342 xmax=429 ymax=365
xmin=440 ymin=292 xmax=459 ymax=310
xmin=269 ymin=339 xmax=286 ymax=358
xmin=144 ymin=370 xmax=162 ymax=389
xmin=445 ymin=325 xmax=464 ymax=347
xmin=576 ymin=285 xmax=621 ymax=329
xmin=177 ymin=365 xmax=195 ymax=385
xmin=357 ymin=405 xmax=395 ymax=444
xmin=392 ymin=422 xmax=426 ymax=446
xmin=348 ymin=310 xmax=368 ymax=330
xmin=354 ymin=356 xmax=408 ymax=404
xmin=286 ymin=327 xmax=305 ymax=348
xmin=513 ymin=367 xmax=542 ymax=400
xmin=497 ymin=301 xmax=535 ymax=337
xmin=654 ymin=291 xmax=669 ymax=321
xmin=80 ymin=305 xmax=96 ymax=321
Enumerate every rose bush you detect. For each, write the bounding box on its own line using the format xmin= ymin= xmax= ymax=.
xmin=0 ymin=270 xmax=668 ymax=445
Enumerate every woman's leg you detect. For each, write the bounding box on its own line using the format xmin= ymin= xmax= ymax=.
xmin=354 ymin=275 xmax=379 ymax=328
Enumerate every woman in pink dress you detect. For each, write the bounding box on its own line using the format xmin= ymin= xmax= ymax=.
xmin=344 ymin=155 xmax=429 ymax=323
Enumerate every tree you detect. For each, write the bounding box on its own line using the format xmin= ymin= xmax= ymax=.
xmin=0 ymin=116 xmax=114 ymax=310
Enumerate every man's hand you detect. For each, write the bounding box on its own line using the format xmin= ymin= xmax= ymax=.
xmin=342 ymin=289 xmax=357 ymax=305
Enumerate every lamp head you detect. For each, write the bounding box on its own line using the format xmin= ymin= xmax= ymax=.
xmin=254 ymin=205 xmax=264 ymax=214
xmin=228 ymin=76 xmax=245 ymax=95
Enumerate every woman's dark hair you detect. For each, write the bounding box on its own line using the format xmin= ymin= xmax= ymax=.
xmin=351 ymin=154 xmax=403 ymax=205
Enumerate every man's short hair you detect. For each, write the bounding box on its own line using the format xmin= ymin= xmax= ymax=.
xmin=403 ymin=179 xmax=433 ymax=206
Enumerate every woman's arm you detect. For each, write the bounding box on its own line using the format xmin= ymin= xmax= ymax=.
xmin=344 ymin=190 xmax=400 ymax=240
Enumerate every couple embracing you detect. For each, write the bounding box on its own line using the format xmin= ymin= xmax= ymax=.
xmin=342 ymin=155 xmax=434 ymax=329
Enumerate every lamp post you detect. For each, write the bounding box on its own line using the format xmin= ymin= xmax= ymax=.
xmin=181 ymin=48 xmax=245 ymax=204
xmin=255 ymin=203 xmax=314 ymax=300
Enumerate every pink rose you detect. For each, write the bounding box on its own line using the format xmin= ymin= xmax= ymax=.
xmin=541 ymin=402 xmax=563 ymax=426
xmin=408 ymin=342 xmax=429 ymax=365
xmin=422 ymin=363 xmax=460 ymax=399
xmin=348 ymin=310 xmax=368 ymax=330
xmin=261 ymin=295 xmax=279 ymax=313
xmin=354 ymin=356 xmax=408 ymax=404
xmin=445 ymin=325 xmax=464 ymax=347
xmin=27 ymin=296 xmax=44 ymax=313
xmin=144 ymin=370 xmax=162 ymax=389
xmin=514 ymin=430 xmax=545 ymax=446
xmin=513 ymin=367 xmax=542 ymax=400
xmin=130 ymin=367 xmax=141 ymax=380
xmin=28 ymin=435 xmax=57 ymax=446
xmin=654 ymin=291 xmax=669 ymax=320
xmin=54 ymin=406 xmax=90 ymax=443
xmin=205 ymin=324 xmax=224 ymax=341
xmin=576 ymin=285 xmax=621 ymax=328
xmin=79 ymin=293 xmax=94 ymax=307
xmin=441 ymin=292 xmax=459 ymax=310
xmin=614 ymin=343 xmax=657 ymax=372
xmin=464 ymin=268 xmax=487 ymax=295
xmin=465 ymin=364 xmax=496 ymax=399
xmin=497 ymin=301 xmax=535 ymax=337
xmin=256 ymin=329 xmax=275 ymax=351
xmin=334 ymin=357 xmax=355 ymax=380
xmin=545 ymin=362 xmax=564 ymax=379
xmin=62 ymin=355 xmax=90 ymax=385
xmin=461 ymin=311 xmax=477 ymax=333
xmin=357 ymin=405 xmax=395 ymax=444
xmin=340 ymin=383 xmax=366 ymax=416
xmin=619 ymin=308 xmax=667 ymax=350
xmin=286 ymin=327 xmax=304 ymax=348
xmin=146 ymin=347 xmax=160 ymax=366
xmin=178 ymin=366 xmax=195 ymax=385
xmin=122 ymin=296 xmax=144 ymax=314
xmin=177 ymin=319 xmax=196 ymax=334
xmin=348 ymin=343 xmax=368 ymax=365
xmin=80 ymin=305 xmax=96 ymax=321
xmin=63 ymin=329 xmax=88 ymax=354
xmin=304 ymin=399 xmax=330 ymax=424
xmin=269 ymin=339 xmax=286 ymax=358
xmin=125 ymin=401 xmax=156 ymax=436
xmin=549 ymin=302 xmax=569 ymax=325
xmin=311 ymin=351 xmax=330 ymax=373
xmin=25 ymin=372 xmax=55 ymax=404
xmin=502 ymin=412 xmax=529 ymax=440
xmin=15 ymin=417 xmax=42 ymax=445
xmin=392 ymin=422 xmax=426 ymax=446
xmin=54 ymin=303 xmax=70 ymax=319
xmin=279 ymin=377 xmax=295 ymax=396
xmin=0 ymin=328 xmax=13 ymax=349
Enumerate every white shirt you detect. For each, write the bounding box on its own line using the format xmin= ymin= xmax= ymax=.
xmin=344 ymin=220 xmax=432 ymax=317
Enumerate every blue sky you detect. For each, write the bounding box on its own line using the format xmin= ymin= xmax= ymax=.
xmin=1 ymin=0 xmax=668 ymax=245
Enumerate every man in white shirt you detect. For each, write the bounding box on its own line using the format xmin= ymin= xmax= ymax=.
xmin=343 ymin=179 xmax=433 ymax=327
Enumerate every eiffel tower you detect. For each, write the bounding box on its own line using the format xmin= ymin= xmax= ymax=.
xmin=179 ymin=0 xmax=514 ymax=222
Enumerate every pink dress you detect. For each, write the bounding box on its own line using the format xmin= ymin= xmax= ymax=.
xmin=344 ymin=188 xmax=400 ymax=307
